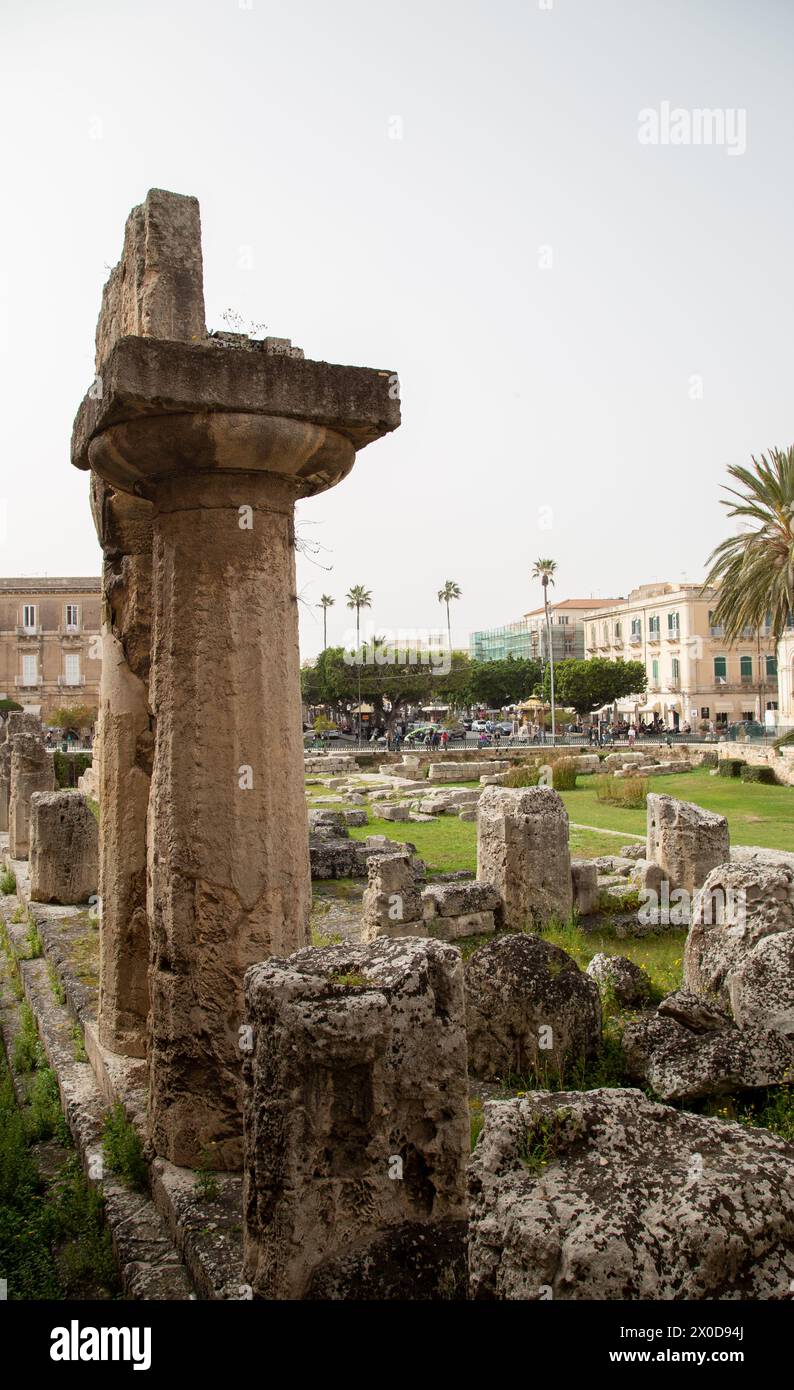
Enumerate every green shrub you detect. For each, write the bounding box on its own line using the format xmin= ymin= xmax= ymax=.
xmin=102 ymin=1104 xmax=148 ymax=1191
xmin=594 ymin=775 xmax=648 ymax=809
xmin=551 ymin=757 xmax=578 ymax=791
xmin=0 ymin=868 xmax=16 ymax=896
xmin=53 ymin=751 xmax=92 ymax=789
xmin=718 ymin=758 xmax=745 ymax=778
xmin=739 ymin=763 xmax=777 ymax=785
xmin=501 ymin=765 xmax=540 ymax=788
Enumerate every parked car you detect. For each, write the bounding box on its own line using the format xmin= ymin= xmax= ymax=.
xmin=471 ymin=719 xmax=489 ymax=732
xmin=404 ymin=724 xmax=437 ymax=745
xmin=496 ymin=722 xmax=514 ymax=737
xmin=444 ymin=725 xmax=467 ymax=742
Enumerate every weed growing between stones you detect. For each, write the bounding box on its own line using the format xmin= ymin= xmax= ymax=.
xmin=0 ymin=868 xmax=16 ymax=895
xmin=102 ymin=1103 xmax=148 ymax=1191
xmin=47 ymin=963 xmax=65 ymax=1005
xmin=71 ymin=1023 xmax=87 ymax=1062
xmin=12 ymin=1002 xmax=46 ymax=1073
xmin=19 ymin=916 xmax=44 ymax=960
xmin=194 ymin=1147 xmax=220 ymax=1201
xmin=27 ymin=1066 xmax=70 ymax=1143
xmin=519 ymin=1108 xmax=577 ymax=1173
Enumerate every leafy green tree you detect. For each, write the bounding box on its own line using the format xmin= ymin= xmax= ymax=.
xmin=541 ymin=658 xmax=647 ymax=716
xmin=703 ymin=447 xmax=794 ymax=640
xmin=463 ymin=657 xmax=542 ymax=707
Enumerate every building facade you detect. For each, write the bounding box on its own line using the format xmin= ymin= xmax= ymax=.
xmin=470 ymin=598 xmax=619 ymax=664
xmin=0 ymin=578 xmax=102 ymax=724
xmin=584 ymin=583 xmax=778 ymax=729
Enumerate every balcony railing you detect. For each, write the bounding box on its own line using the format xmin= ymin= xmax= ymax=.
xmin=16 ymin=625 xmax=41 ymax=637
xmin=15 ymin=676 xmax=39 ymax=688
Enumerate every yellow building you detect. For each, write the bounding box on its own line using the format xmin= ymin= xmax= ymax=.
xmin=584 ymin=582 xmax=777 ymax=730
xmin=0 ymin=577 xmax=101 ymax=724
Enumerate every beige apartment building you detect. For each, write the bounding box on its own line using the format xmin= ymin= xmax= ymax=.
xmin=0 ymin=578 xmax=102 ymax=724
xmin=584 ymin=582 xmax=778 ymax=730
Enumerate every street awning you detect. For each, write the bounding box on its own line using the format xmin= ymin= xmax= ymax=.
xmin=639 ymin=701 xmax=661 ymax=713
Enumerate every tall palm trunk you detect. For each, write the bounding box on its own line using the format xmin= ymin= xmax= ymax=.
xmin=544 ymin=579 xmax=556 ymax=745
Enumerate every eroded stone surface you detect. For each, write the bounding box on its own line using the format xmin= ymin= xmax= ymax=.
xmin=477 ymin=786 xmax=572 ymax=931
xmin=622 ymin=1012 xmax=794 ymax=1102
xmin=468 ymin=1088 xmax=794 ymax=1299
xmin=647 ymin=794 xmax=730 ymax=894
xmin=684 ymin=861 xmax=794 ymax=1036
xmin=242 ymin=937 xmax=469 ymax=1300
xmin=29 ymin=791 xmax=98 ymax=905
xmin=465 ymin=933 xmax=600 ymax=1082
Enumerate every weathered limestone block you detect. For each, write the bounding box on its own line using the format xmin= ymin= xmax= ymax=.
xmin=361 ymin=851 xmax=422 ymax=941
xmin=465 ymin=933 xmax=601 ymax=1082
xmin=242 ymin=938 xmax=470 ymax=1299
xmin=9 ymin=734 xmax=55 ymax=859
xmin=381 ymin=802 xmax=411 ymax=821
xmin=571 ymin=861 xmax=598 ymax=914
xmin=468 ymin=1089 xmax=794 ymax=1299
xmin=420 ymin=881 xmax=499 ymax=941
xmin=94 ymin=188 xmax=205 ymax=365
xmin=29 ymin=792 xmax=99 ymax=904
xmin=91 ymin=474 xmax=154 ymax=1060
xmin=684 ymin=861 xmax=794 ymax=1035
xmin=477 ymin=786 xmax=572 ymax=931
xmin=428 ymin=761 xmax=508 ymax=783
xmin=646 ymin=793 xmax=730 ymax=894
xmin=586 ymin=952 xmax=652 ymax=1007
xmin=622 ymin=1012 xmax=794 ymax=1102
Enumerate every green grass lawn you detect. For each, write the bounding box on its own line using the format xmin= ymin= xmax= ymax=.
xmin=561 ymin=769 xmax=794 ymax=851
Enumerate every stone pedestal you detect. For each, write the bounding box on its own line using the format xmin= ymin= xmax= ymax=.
xmin=477 ymin=785 xmax=573 ymax=930
xmin=91 ymin=476 xmax=153 ymax=1060
xmin=29 ymin=791 xmax=99 ymax=904
xmin=242 ymin=938 xmax=469 ymax=1300
xmin=9 ymin=734 xmax=56 ymax=859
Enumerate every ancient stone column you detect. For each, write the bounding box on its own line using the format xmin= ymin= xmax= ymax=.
xmin=1 ymin=713 xmax=45 ymax=834
xmin=9 ymin=734 xmax=56 ymax=859
xmin=477 ymin=785 xmax=573 ymax=930
xmin=71 ymin=188 xmax=400 ymax=1167
xmin=91 ymin=475 xmax=153 ymax=1059
xmin=242 ymin=938 xmax=470 ymax=1299
xmin=29 ymin=791 xmax=99 ymax=904
xmin=0 ymin=730 xmax=9 ymax=835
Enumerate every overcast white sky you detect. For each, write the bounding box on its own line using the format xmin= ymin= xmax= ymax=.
xmin=1 ymin=0 xmax=792 ymax=658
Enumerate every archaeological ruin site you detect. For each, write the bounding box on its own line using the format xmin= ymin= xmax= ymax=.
xmin=3 ymin=188 xmax=794 ymax=1312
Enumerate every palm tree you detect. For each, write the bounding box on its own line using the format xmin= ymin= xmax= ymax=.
xmin=345 ymin=585 xmax=373 ymax=651
xmin=703 ymin=447 xmax=794 ymax=642
xmin=346 ymin=585 xmax=372 ymax=742
xmin=437 ymin=580 xmax=462 ymax=650
xmin=532 ymin=558 xmax=558 ymax=744
xmin=317 ymin=594 xmax=334 ymax=651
